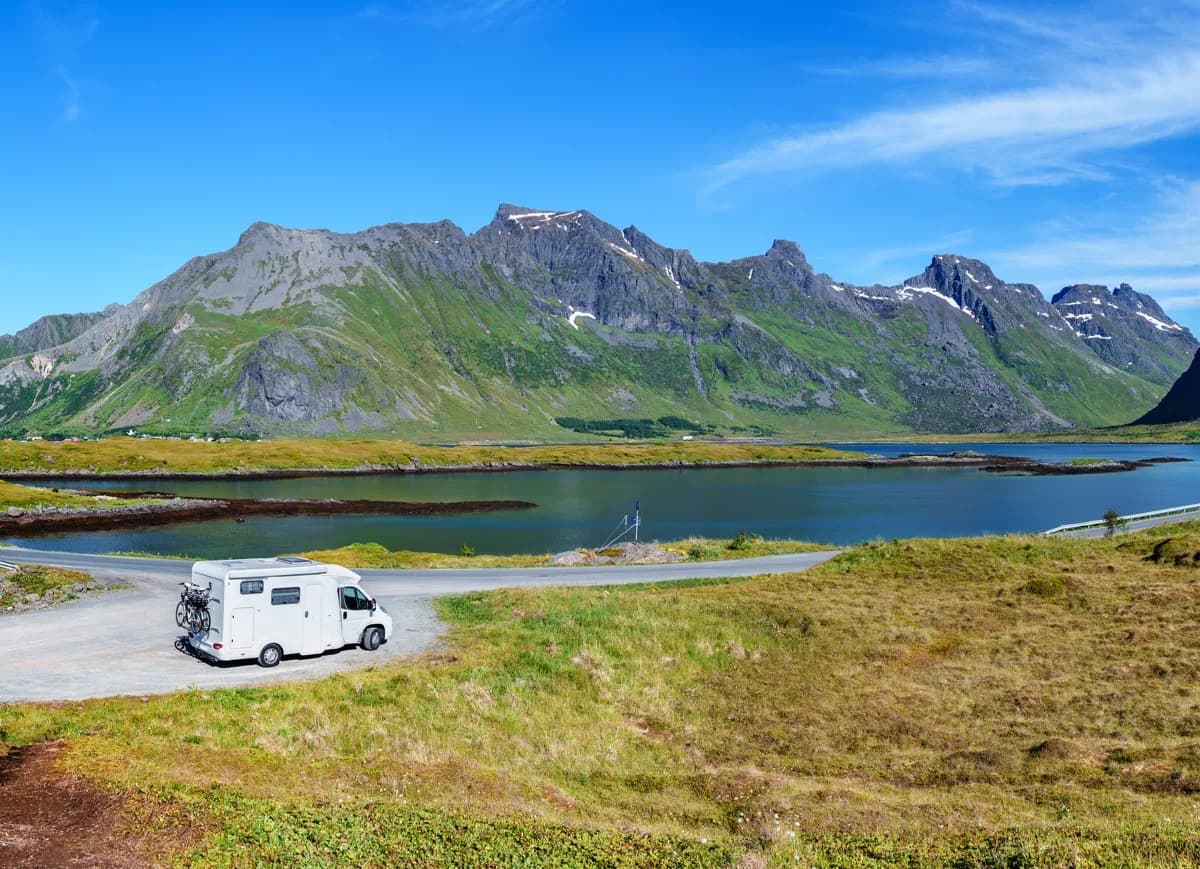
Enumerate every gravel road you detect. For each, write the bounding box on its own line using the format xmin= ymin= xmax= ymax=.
xmin=0 ymin=548 xmax=840 ymax=702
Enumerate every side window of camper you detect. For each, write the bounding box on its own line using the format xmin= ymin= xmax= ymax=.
xmin=240 ymin=580 xmax=264 ymax=595
xmin=271 ymin=586 xmax=301 ymax=605
xmin=340 ymin=587 xmax=370 ymax=610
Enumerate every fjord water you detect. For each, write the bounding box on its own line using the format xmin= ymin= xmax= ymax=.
xmin=12 ymin=443 xmax=1200 ymax=558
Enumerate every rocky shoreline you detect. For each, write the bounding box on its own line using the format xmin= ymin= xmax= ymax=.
xmin=0 ymin=496 xmax=537 ymax=536
xmin=976 ymin=455 xmax=1189 ymax=475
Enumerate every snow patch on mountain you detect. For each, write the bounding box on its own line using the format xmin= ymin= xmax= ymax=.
xmin=567 ymin=310 xmax=596 ymax=330
xmin=1137 ymin=311 xmax=1183 ymax=332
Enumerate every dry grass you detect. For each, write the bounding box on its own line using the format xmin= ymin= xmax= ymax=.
xmin=0 ymin=436 xmax=856 ymax=476
xmin=301 ymin=536 xmax=833 ymax=569
xmin=299 ymin=542 xmax=549 ymax=569
xmin=6 ymin=524 xmax=1200 ymax=863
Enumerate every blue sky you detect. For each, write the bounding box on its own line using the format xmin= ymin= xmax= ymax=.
xmin=2 ymin=0 xmax=1199 ymax=334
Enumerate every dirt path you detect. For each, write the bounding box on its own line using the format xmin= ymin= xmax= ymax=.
xmin=0 ymin=742 xmax=160 ymax=867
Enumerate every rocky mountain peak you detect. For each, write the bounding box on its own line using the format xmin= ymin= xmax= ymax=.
xmin=1049 ymin=281 xmax=1196 ymax=381
xmin=236 ymin=221 xmax=290 ymax=246
xmin=0 ymin=308 xmax=116 ymax=361
xmin=764 ymin=239 xmax=809 ymax=268
xmin=919 ymin=255 xmax=1001 ymax=292
xmin=1051 ymin=284 xmax=1106 ymax=305
xmin=1112 ymin=282 xmax=1172 ymax=319
xmin=486 ymin=204 xmax=591 ymax=235
xmin=1052 ymin=283 xmax=1185 ymax=330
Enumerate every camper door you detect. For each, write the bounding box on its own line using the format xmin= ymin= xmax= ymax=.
xmin=340 ymin=585 xmax=372 ymax=645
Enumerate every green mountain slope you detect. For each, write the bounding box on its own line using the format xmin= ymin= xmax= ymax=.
xmin=0 ymin=207 xmax=1190 ymax=439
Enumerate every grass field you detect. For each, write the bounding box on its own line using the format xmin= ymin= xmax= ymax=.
xmin=0 ymin=436 xmax=857 ymax=476
xmin=6 ymin=525 xmax=1200 ymax=864
xmin=888 ymin=422 xmax=1200 ymax=445
xmin=0 ymin=480 xmax=164 ymax=511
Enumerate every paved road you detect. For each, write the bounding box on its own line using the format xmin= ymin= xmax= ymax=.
xmin=1051 ymin=509 xmax=1200 ymax=538
xmin=0 ymin=548 xmax=840 ymax=702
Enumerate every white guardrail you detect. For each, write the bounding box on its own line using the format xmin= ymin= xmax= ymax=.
xmin=1043 ymin=502 xmax=1200 ymax=536
xmin=0 ymin=560 xmax=18 ymax=572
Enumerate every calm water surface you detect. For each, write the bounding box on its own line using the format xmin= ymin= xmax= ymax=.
xmin=10 ymin=442 xmax=1200 ymax=557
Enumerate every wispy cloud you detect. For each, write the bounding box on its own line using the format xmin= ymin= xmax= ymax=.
xmin=30 ymin=1 xmax=99 ymax=123
xmin=799 ymin=55 xmax=996 ymax=82
xmin=996 ymin=178 xmax=1200 ymax=309
xmin=705 ymin=3 xmax=1200 ymax=191
xmin=358 ymin=0 xmax=536 ymax=29
xmin=1002 ymin=179 xmax=1200 ymax=272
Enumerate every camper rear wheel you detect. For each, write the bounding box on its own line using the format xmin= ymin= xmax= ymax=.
xmin=258 ymin=644 xmax=282 ymax=668
xmin=362 ymin=626 xmax=383 ymax=652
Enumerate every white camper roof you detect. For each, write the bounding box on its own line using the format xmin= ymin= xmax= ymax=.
xmin=192 ymin=556 xmax=330 ymax=582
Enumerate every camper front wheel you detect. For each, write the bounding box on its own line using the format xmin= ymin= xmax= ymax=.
xmin=362 ymin=627 xmax=383 ymax=651
xmin=258 ymin=644 xmax=282 ymax=668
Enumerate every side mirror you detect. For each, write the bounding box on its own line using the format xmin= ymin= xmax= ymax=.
xmin=369 ymin=598 xmax=377 ymax=612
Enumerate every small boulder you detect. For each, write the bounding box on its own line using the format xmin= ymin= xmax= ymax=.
xmin=606 ymin=542 xmax=684 ymax=565
xmin=549 ymin=550 xmax=590 ymax=566
xmin=6 ymin=507 xmax=25 ymax=518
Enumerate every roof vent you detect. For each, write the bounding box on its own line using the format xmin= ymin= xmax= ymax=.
xmin=276 ymin=556 xmax=314 ymax=565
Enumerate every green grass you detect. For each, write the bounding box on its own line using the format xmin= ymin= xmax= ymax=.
xmin=187 ymin=793 xmax=729 ymax=867
xmin=0 ymin=479 xmax=164 ymax=511
xmin=1066 ymin=457 xmax=1116 ymax=467
xmin=0 ymin=564 xmax=95 ymax=608
xmin=7 ymin=525 xmax=1200 ymax=862
xmin=0 ymin=436 xmax=857 ymax=476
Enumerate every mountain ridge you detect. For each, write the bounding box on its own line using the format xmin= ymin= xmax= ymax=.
xmin=0 ymin=205 xmax=1194 ymax=439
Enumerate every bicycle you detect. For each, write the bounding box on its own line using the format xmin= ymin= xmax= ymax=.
xmin=176 ymin=581 xmax=212 ymax=633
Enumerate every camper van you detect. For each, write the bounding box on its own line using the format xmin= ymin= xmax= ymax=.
xmin=185 ymin=557 xmax=393 ymax=667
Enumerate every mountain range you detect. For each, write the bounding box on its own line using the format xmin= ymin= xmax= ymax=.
xmin=0 ymin=204 xmax=1195 ymax=439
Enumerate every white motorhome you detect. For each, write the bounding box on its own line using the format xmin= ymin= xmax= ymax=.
xmin=186 ymin=557 xmax=393 ymax=667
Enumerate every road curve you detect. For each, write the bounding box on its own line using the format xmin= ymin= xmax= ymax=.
xmin=1050 ymin=508 xmax=1200 ymax=538
xmin=0 ymin=548 xmax=841 ymax=703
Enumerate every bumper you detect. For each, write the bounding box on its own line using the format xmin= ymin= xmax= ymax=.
xmin=187 ymin=633 xmax=235 ymax=662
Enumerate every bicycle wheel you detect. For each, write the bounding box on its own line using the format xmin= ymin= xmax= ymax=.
xmin=187 ymin=606 xmax=211 ymax=633
xmin=175 ymin=600 xmax=188 ymax=628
